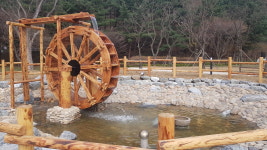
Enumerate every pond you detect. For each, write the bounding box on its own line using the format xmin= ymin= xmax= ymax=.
xmin=33 ymin=102 xmax=258 ymax=148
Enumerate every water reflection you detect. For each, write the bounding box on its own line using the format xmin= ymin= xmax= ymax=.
xmin=33 ymin=103 xmax=258 ymax=147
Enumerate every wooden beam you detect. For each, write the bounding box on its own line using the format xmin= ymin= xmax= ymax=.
xmin=18 ymin=12 xmax=94 ymax=25
xmin=0 ymin=122 xmax=25 ymax=136
xmin=158 ymin=129 xmax=267 ymax=150
xmin=4 ymin=135 xmax=149 ymax=150
xmin=6 ymin=21 xmax=44 ymax=30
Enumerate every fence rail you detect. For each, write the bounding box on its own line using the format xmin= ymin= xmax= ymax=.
xmin=1 ymin=56 xmax=267 ymax=83
xmin=121 ymin=56 xmax=267 ymax=83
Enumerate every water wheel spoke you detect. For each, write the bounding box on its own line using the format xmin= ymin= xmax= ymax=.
xmin=70 ymin=33 xmax=75 ymax=58
xmin=60 ymin=41 xmax=71 ymax=61
xmin=49 ymin=51 xmax=68 ymax=64
xmin=79 ymin=46 xmax=100 ymax=64
xmin=77 ymin=35 xmax=88 ymax=59
xmin=77 ymin=74 xmax=94 ymax=100
xmin=87 ymin=54 xmax=101 ymax=65
xmin=80 ymin=71 xmax=101 ymax=87
xmin=88 ymin=69 xmax=103 ymax=79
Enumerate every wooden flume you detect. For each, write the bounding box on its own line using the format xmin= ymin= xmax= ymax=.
xmin=8 ymin=12 xmax=120 ymax=109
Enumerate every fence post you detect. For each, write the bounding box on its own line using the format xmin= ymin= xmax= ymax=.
xmin=259 ymin=57 xmax=263 ymax=83
xmin=228 ymin=57 xmax=232 ymax=79
xmin=172 ymin=57 xmax=176 ymax=77
xmin=1 ymin=59 xmax=5 ymax=80
xmin=16 ymin=105 xmax=34 ymax=150
xmin=158 ymin=113 xmax=175 ymax=141
xmin=147 ymin=56 xmax=151 ymax=76
xmin=123 ymin=56 xmax=127 ymax=75
xmin=198 ymin=57 xmax=203 ymax=78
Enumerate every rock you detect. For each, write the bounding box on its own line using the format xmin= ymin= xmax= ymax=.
xmin=0 ymin=81 xmax=9 ymax=88
xmin=249 ymin=86 xmax=267 ymax=92
xmin=150 ymin=85 xmax=161 ymax=92
xmin=131 ymin=75 xmax=141 ymax=80
xmin=140 ymin=75 xmax=150 ymax=80
xmin=119 ymin=76 xmax=131 ymax=81
xmin=240 ymin=94 xmax=267 ymax=102
xmin=46 ymin=106 xmax=81 ymax=124
xmin=29 ymin=81 xmax=41 ymax=90
xmin=150 ymin=77 xmax=159 ymax=82
xmin=192 ymin=78 xmax=201 ymax=83
xmin=159 ymin=78 xmax=168 ymax=82
xmin=221 ymin=110 xmax=231 ymax=117
xmin=59 ymin=131 xmax=77 ymax=140
xmin=188 ymin=87 xmax=202 ymax=95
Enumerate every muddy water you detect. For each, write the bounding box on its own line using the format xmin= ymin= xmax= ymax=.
xmin=33 ymin=103 xmax=258 ymax=147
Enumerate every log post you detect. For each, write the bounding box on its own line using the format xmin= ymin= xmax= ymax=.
xmin=16 ymin=105 xmax=34 ymax=150
xmin=148 ymin=56 xmax=151 ymax=76
xmin=123 ymin=56 xmax=127 ymax=75
xmin=172 ymin=57 xmax=176 ymax=77
xmin=259 ymin=57 xmax=263 ymax=83
xmin=40 ymin=29 xmax=44 ymax=101
xmin=7 ymin=22 xmax=15 ymax=108
xmin=158 ymin=113 xmax=175 ymax=141
xmin=0 ymin=122 xmax=25 ymax=136
xmin=198 ymin=57 xmax=203 ymax=78
xmin=228 ymin=57 xmax=232 ymax=79
xmin=60 ymin=66 xmax=72 ymax=108
xmin=1 ymin=59 xmax=5 ymax=80
xmin=19 ymin=26 xmax=30 ymax=102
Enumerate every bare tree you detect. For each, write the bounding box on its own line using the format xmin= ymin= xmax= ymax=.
xmin=1 ymin=0 xmax=58 ymax=66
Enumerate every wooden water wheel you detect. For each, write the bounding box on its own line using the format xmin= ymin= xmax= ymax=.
xmin=45 ymin=26 xmax=120 ymax=109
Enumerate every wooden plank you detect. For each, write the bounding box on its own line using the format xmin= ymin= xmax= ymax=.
xmin=0 ymin=122 xmax=25 ymax=136
xmin=4 ymin=135 xmax=149 ymax=150
xmin=18 ymin=12 xmax=93 ymax=25
xmin=158 ymin=129 xmax=267 ymax=150
xmin=6 ymin=21 xmax=44 ymax=30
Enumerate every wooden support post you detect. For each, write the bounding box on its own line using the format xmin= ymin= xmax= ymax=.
xmin=198 ymin=57 xmax=203 ymax=78
xmin=19 ymin=27 xmax=30 ymax=102
xmin=158 ymin=113 xmax=175 ymax=141
xmin=123 ymin=56 xmax=127 ymax=75
xmin=60 ymin=68 xmax=72 ymax=108
xmin=1 ymin=59 xmax=5 ymax=80
xmin=148 ymin=56 xmax=151 ymax=76
xmin=228 ymin=57 xmax=232 ymax=79
xmin=16 ymin=105 xmax=34 ymax=150
xmin=158 ymin=129 xmax=267 ymax=150
xmin=40 ymin=29 xmax=45 ymax=101
xmin=8 ymin=23 xmax=15 ymax=108
xmin=259 ymin=57 xmax=263 ymax=83
xmin=172 ymin=57 xmax=177 ymax=77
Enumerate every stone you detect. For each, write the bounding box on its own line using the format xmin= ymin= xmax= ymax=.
xmin=150 ymin=85 xmax=161 ymax=92
xmin=140 ymin=75 xmax=150 ymax=80
xmin=150 ymin=77 xmax=159 ymax=82
xmin=29 ymin=81 xmax=41 ymax=90
xmin=241 ymin=94 xmax=267 ymax=102
xmin=119 ymin=76 xmax=131 ymax=81
xmin=0 ymin=81 xmax=9 ymax=88
xmin=159 ymin=78 xmax=168 ymax=82
xmin=46 ymin=106 xmax=81 ymax=124
xmin=59 ymin=131 xmax=77 ymax=140
xmin=188 ymin=87 xmax=202 ymax=95
xmin=249 ymin=86 xmax=267 ymax=92
xmin=131 ymin=75 xmax=141 ymax=80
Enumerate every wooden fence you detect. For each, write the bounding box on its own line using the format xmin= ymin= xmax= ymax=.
xmin=121 ymin=56 xmax=267 ymax=83
xmin=1 ymin=56 xmax=267 ymax=83
xmin=2 ymin=106 xmax=267 ymax=150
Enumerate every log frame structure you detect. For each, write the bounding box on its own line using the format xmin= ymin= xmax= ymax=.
xmin=7 ymin=12 xmax=120 ymax=109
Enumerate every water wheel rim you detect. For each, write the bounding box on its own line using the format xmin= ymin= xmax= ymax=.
xmin=45 ymin=26 xmax=117 ymax=109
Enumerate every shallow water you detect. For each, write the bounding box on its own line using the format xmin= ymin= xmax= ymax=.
xmin=33 ymin=103 xmax=258 ymax=147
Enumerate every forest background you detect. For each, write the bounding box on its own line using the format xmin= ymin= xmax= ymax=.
xmin=0 ymin=0 xmax=267 ymax=64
